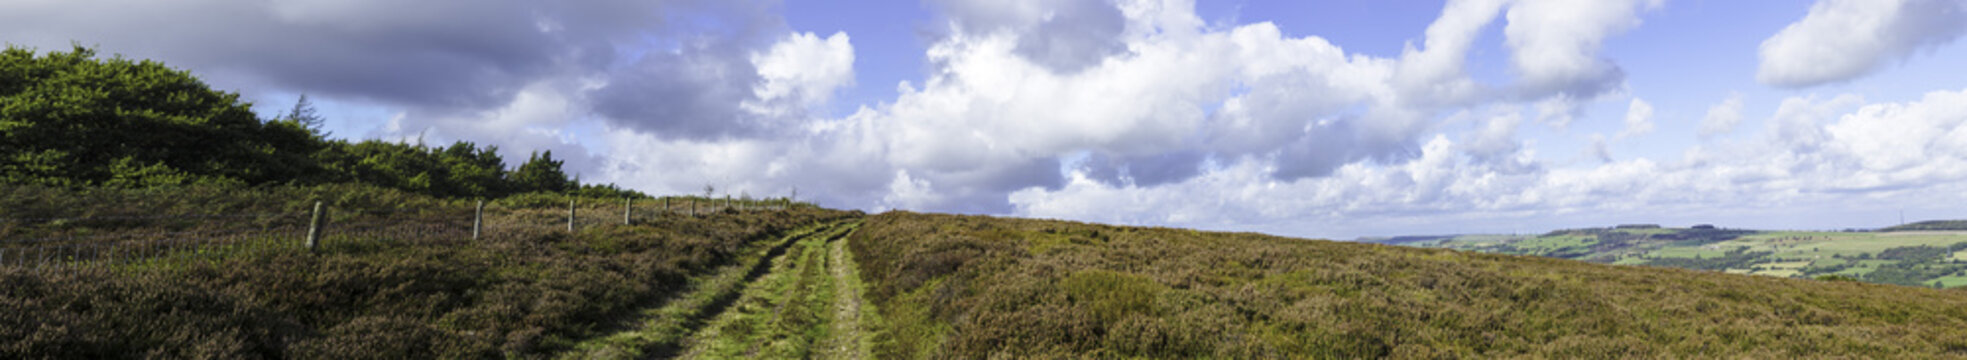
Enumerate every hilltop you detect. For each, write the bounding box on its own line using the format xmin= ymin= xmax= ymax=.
xmin=1883 ymin=220 xmax=1967 ymax=232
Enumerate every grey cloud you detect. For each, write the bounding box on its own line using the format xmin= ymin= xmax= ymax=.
xmin=0 ymin=1 xmax=684 ymax=112
xmin=0 ymin=0 xmax=803 ymax=141
xmin=1272 ymin=119 xmax=1386 ymax=180
xmin=1076 ymin=151 xmax=1207 ymax=187
xmin=931 ymin=0 xmax=1129 ymax=73
xmin=589 ymin=43 xmax=772 ymax=140
xmin=1011 ymin=0 xmax=1128 ymax=73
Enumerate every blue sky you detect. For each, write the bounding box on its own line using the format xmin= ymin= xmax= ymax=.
xmin=5 ymin=0 xmax=1967 ymax=239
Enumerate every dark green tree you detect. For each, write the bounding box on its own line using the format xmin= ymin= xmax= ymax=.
xmin=280 ymin=93 xmax=328 ymax=138
xmin=0 ymin=45 xmax=311 ymax=187
xmin=512 ymin=150 xmax=571 ymax=193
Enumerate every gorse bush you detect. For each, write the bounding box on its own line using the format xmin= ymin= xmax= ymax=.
xmin=850 ymin=212 xmax=1967 ymax=358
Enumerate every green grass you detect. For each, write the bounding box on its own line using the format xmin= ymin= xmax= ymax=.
xmin=850 ymin=212 xmax=1967 ymax=358
xmin=1512 ymin=235 xmax=1592 ymax=253
xmin=681 ymin=222 xmax=858 ymax=358
xmin=558 ymin=220 xmax=854 ymax=359
xmin=1930 ymin=276 xmax=1967 ymax=288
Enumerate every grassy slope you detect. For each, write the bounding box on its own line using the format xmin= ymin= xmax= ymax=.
xmin=852 ymin=212 xmax=1967 ymax=358
xmin=0 ymin=185 xmax=854 ymax=359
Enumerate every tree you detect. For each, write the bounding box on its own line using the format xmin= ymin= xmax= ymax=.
xmin=282 ymin=94 xmax=328 ymax=137
xmin=512 ymin=150 xmax=571 ymax=193
xmin=1 ymin=45 xmax=310 ymax=187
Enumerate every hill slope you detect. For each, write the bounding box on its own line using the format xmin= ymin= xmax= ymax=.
xmin=1884 ymin=220 xmax=1967 ymax=232
xmin=850 ymin=212 xmax=1967 ymax=358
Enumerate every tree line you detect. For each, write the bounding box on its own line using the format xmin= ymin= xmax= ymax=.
xmin=0 ymin=45 xmax=642 ymax=199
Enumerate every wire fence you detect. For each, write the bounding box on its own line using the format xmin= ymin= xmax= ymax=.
xmin=0 ymin=196 xmax=800 ymax=271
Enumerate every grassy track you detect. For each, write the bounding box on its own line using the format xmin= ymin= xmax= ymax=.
xmin=558 ymin=219 xmax=859 ymax=359
xmin=813 ymin=222 xmax=879 ymax=359
xmin=676 ymin=221 xmax=869 ymax=359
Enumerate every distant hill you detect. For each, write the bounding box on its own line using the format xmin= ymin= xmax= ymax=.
xmin=1385 ymin=226 xmax=1967 ymax=289
xmin=850 ymin=213 xmax=1967 ymax=358
xmin=1882 ymin=220 xmax=1967 ymax=232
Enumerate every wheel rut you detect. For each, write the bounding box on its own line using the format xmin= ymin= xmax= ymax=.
xmin=557 ymin=219 xmax=859 ymax=360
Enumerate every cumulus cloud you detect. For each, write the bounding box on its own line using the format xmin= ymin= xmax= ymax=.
xmin=1823 ymin=89 xmax=1967 ymax=177
xmin=752 ymin=32 xmax=856 ymax=109
xmin=1700 ymin=93 xmax=1746 ymax=137
xmin=1501 ymin=0 xmax=1660 ymax=99
xmin=1758 ymin=0 xmax=1967 ymax=87
xmin=580 ymin=0 xmax=1668 ymax=222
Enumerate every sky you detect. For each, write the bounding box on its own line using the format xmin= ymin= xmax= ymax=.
xmin=5 ymin=0 xmax=1967 ymax=239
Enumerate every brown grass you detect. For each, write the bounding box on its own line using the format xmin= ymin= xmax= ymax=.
xmin=850 ymin=212 xmax=1967 ymax=358
xmin=0 ymin=185 xmax=856 ymax=359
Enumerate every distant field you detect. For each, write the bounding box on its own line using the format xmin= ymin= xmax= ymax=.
xmin=1399 ymin=226 xmax=1967 ymax=289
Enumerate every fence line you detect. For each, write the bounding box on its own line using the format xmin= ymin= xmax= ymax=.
xmin=0 ymin=196 xmax=803 ymax=271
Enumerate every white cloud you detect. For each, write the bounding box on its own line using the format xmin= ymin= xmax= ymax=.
xmin=1824 ymin=89 xmax=1967 ymax=173
xmin=1617 ymin=97 xmax=1654 ymax=139
xmin=1767 ymin=94 xmax=1864 ymax=151
xmin=1501 ymin=0 xmax=1660 ymax=98
xmin=597 ymin=0 xmax=1669 ymax=223
xmin=1699 ymin=94 xmax=1745 ymax=137
xmin=1757 ymin=0 xmax=1967 ymax=87
xmin=751 ymin=32 xmax=856 ymax=109
xmin=1011 ymin=87 xmax=1967 ymax=238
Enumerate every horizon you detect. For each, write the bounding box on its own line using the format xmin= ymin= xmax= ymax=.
xmin=5 ymin=0 xmax=1966 ymax=239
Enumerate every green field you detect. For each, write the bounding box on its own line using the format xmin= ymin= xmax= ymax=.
xmin=1403 ymin=227 xmax=1967 ymax=288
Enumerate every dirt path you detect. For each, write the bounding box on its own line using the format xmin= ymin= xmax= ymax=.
xmin=555 ymin=220 xmax=855 ymax=360
xmin=815 ymin=224 xmax=872 ymax=359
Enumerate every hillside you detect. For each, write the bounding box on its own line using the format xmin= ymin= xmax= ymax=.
xmin=1883 ymin=220 xmax=1967 ymax=232
xmin=1391 ymin=226 xmax=1967 ymax=288
xmin=850 ymin=212 xmax=1967 ymax=358
xmin=1 ymin=184 xmax=852 ymax=358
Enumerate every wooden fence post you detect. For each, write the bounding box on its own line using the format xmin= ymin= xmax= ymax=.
xmin=306 ymin=201 xmax=325 ymax=254
xmin=664 ymin=197 xmax=671 ymax=214
xmin=623 ymin=197 xmax=633 ymax=225
xmin=690 ymin=197 xmax=697 ymax=217
xmin=568 ymin=198 xmax=577 ymax=232
xmin=473 ymin=200 xmax=484 ymax=240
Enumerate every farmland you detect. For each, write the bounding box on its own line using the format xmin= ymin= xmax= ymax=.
xmin=1390 ymin=226 xmax=1967 ymax=288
